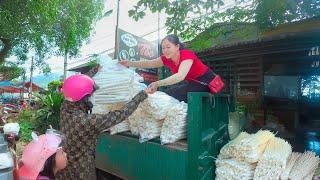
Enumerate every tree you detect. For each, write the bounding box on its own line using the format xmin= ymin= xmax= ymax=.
xmin=0 ymin=0 xmax=104 ymax=77
xmin=254 ymin=0 xmax=320 ymax=30
xmin=52 ymin=0 xmax=104 ymax=79
xmin=1 ymin=1 xmax=59 ymax=64
xmin=128 ymin=0 xmax=320 ymax=40
xmin=0 ymin=62 xmax=23 ymax=80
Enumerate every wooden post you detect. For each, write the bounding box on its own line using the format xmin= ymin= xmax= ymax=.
xmin=63 ymin=50 xmax=68 ymax=80
xmin=29 ymin=57 xmax=34 ymax=101
xmin=114 ymin=0 xmax=120 ymax=60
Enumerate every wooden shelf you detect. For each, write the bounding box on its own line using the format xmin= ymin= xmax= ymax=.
xmin=231 ymin=78 xmax=261 ymax=82
xmin=239 ymin=83 xmax=261 ymax=87
xmin=235 ymin=60 xmax=259 ymax=65
xmin=238 ymin=73 xmax=259 ymax=76
xmin=236 ymin=67 xmax=261 ymax=71
xmin=237 ymin=96 xmax=259 ymax=102
xmin=206 ymin=58 xmax=263 ymax=95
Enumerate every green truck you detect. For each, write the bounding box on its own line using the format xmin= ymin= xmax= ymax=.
xmin=95 ymin=92 xmax=232 ymax=180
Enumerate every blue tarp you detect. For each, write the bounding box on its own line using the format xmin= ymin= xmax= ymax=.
xmin=0 ymin=81 xmax=23 ymax=87
xmin=0 ymin=81 xmax=14 ymax=87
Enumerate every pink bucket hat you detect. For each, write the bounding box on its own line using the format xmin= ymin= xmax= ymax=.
xmin=19 ymin=134 xmax=62 ymax=180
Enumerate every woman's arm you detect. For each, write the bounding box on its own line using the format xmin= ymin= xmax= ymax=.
xmin=157 ymin=59 xmax=193 ymax=87
xmin=120 ymin=58 xmax=163 ymax=68
xmin=145 ymin=60 xmax=193 ymax=93
xmin=83 ymin=91 xmax=148 ymax=132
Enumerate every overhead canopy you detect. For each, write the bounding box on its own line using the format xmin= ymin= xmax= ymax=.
xmin=0 ymin=81 xmax=16 ymax=87
xmin=0 ymin=86 xmax=24 ymax=93
xmin=0 ymin=81 xmax=44 ymax=93
xmin=24 ymin=82 xmax=43 ymax=92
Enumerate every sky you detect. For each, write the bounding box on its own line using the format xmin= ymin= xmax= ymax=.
xmin=11 ymin=0 xmax=242 ymax=78
xmin=14 ymin=0 xmax=168 ymax=77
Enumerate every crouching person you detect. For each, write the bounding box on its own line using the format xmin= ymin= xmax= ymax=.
xmin=19 ymin=133 xmax=67 ymax=180
xmin=55 ymin=73 xmax=148 ymax=180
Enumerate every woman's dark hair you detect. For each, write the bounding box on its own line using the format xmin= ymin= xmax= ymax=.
xmin=38 ymin=141 xmax=63 ymax=179
xmin=39 ymin=153 xmax=56 ymax=179
xmin=161 ymin=34 xmax=185 ymax=50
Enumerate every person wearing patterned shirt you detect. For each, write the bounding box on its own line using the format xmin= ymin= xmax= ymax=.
xmin=55 ymin=66 xmax=148 ymax=180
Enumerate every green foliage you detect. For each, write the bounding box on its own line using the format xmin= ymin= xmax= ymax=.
xmin=0 ymin=0 xmax=105 ymax=69
xmin=17 ymin=110 xmax=35 ymax=142
xmin=34 ymin=91 xmax=64 ymax=134
xmin=16 ymin=81 xmax=64 ymax=141
xmin=254 ymin=0 xmax=320 ymax=30
xmin=236 ymin=102 xmax=247 ymax=117
xmin=187 ymin=23 xmax=258 ymax=52
xmin=0 ymin=62 xmax=23 ymax=80
xmin=129 ymin=0 xmax=320 ymax=41
xmin=48 ymin=81 xmax=63 ymax=92
xmin=41 ymin=65 xmax=51 ymax=75
xmin=53 ymin=0 xmax=105 ymax=58
xmin=87 ymin=57 xmax=99 ymax=68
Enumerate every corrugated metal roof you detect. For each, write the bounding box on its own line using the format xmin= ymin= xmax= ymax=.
xmin=197 ymin=16 xmax=320 ymax=56
xmin=197 ymin=32 xmax=320 ymax=60
xmin=67 ymin=56 xmax=94 ymax=71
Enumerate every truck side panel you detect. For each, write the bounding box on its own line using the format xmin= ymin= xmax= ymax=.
xmin=96 ymin=134 xmax=188 ymax=180
xmin=187 ymin=93 xmax=229 ymax=180
xmin=95 ymin=93 xmax=230 ymax=180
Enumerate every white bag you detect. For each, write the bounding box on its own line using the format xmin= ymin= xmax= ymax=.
xmin=160 ymin=102 xmax=188 ymax=144
xmin=0 ymin=152 xmax=13 ymax=169
xmin=140 ymin=91 xmax=180 ymax=119
xmin=137 ymin=92 xmax=180 ymax=143
xmin=109 ymin=120 xmax=130 ymax=135
xmin=92 ymin=58 xmax=146 ymax=110
xmin=228 ymin=112 xmax=240 ymax=140
xmin=138 ymin=116 xmax=164 ymax=143
xmin=3 ymin=123 xmax=20 ymax=135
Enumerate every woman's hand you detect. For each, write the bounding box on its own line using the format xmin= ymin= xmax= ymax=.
xmin=145 ymin=82 xmax=159 ymax=94
xmin=119 ymin=60 xmax=130 ymax=68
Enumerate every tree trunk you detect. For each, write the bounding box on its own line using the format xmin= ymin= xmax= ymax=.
xmin=29 ymin=57 xmax=34 ymax=101
xmin=0 ymin=38 xmax=12 ymax=64
xmin=63 ymin=50 xmax=68 ymax=80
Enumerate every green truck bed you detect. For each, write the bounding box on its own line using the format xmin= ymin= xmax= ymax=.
xmin=95 ymin=93 xmax=231 ymax=180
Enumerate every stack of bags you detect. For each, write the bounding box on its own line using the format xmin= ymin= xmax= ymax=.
xmin=91 ymin=59 xmax=188 ymax=144
xmin=137 ymin=91 xmax=181 ymax=143
xmin=216 ymin=130 xmax=320 ymax=180
xmin=216 ymin=158 xmax=257 ymax=180
xmin=92 ymin=59 xmax=146 ymax=114
xmin=104 ymin=90 xmax=187 ymax=144
xmin=127 ymin=105 xmax=144 ymax=136
xmin=215 ymin=130 xmax=278 ymax=180
xmin=160 ymin=101 xmax=188 ymax=144
xmin=237 ymin=130 xmax=275 ymax=163
xmin=219 ymin=132 xmax=251 ymax=159
xmin=282 ymin=151 xmax=320 ymax=180
xmin=136 ymin=92 xmax=187 ymax=144
xmin=216 ymin=132 xmax=256 ymax=180
xmin=91 ymin=59 xmax=146 ymax=134
xmin=280 ymin=152 xmax=301 ymax=180
xmin=253 ymin=137 xmax=292 ymax=179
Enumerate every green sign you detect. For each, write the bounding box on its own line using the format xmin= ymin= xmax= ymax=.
xmin=116 ymin=29 xmax=158 ymax=74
